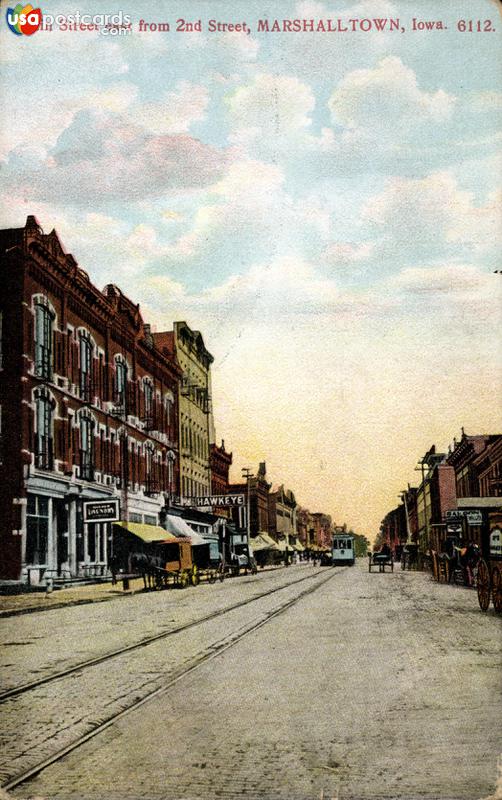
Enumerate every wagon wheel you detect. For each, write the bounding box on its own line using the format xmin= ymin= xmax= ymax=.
xmin=191 ymin=565 xmax=200 ymax=586
xmin=491 ymin=565 xmax=502 ymax=613
xmin=477 ymin=559 xmax=491 ymax=611
xmin=178 ymin=571 xmax=189 ymax=589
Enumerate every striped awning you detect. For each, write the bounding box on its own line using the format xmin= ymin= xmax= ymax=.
xmin=164 ymin=514 xmax=208 ymax=545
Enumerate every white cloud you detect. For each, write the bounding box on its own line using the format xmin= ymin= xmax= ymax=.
xmin=322 ymin=241 xmax=374 ymax=267
xmin=363 ymin=171 xmax=502 ymax=260
xmin=227 ymin=73 xmax=322 ymax=156
xmin=392 ymin=263 xmax=492 ymax=294
xmin=132 ymin=83 xmax=209 ymax=134
xmin=158 ymin=157 xmax=330 ymax=269
xmin=329 ymin=56 xmax=455 ymax=133
xmin=1 ymin=109 xmax=231 ymax=204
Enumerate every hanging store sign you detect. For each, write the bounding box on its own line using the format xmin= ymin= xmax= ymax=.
xmin=445 ymin=509 xmax=483 ymax=526
xmin=181 ymin=494 xmax=245 ymax=508
xmin=83 ymin=499 xmax=120 ymax=523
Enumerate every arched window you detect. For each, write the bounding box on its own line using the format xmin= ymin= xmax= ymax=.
xmin=80 ymin=413 xmax=95 ymax=481
xmin=34 ymin=302 xmax=54 ymax=380
xmin=114 ymin=358 xmax=128 ymax=412
xmin=79 ymin=334 xmax=93 ymax=402
xmin=34 ymin=389 xmax=54 ymax=469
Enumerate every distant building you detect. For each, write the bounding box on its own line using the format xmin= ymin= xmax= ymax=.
xmin=311 ymin=512 xmax=333 ymax=549
xmin=296 ymin=507 xmax=316 ymax=549
xmin=268 ymin=485 xmax=297 ymax=549
xmin=0 ymin=216 xmax=181 ymax=583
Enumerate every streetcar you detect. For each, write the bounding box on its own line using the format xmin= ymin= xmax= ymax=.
xmin=332 ymin=534 xmax=355 ymax=566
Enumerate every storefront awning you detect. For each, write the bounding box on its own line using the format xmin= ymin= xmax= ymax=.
xmin=250 ymin=532 xmax=279 ymax=551
xmin=114 ymin=521 xmax=177 ymax=543
xmin=292 ymin=541 xmax=305 ymax=552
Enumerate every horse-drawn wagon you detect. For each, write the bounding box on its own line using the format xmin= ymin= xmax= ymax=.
xmin=477 ymin=514 xmax=502 ymax=613
xmin=111 ymin=521 xmax=216 ymax=589
xmin=368 ymin=546 xmax=394 ymax=573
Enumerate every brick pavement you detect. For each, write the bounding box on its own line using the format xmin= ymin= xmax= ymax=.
xmin=7 ymin=562 xmax=501 ymax=800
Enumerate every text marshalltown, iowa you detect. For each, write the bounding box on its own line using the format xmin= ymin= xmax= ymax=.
xmin=257 ymin=17 xmax=403 ymax=32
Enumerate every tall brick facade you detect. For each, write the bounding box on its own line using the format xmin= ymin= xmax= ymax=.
xmin=0 ymin=216 xmax=182 ymax=582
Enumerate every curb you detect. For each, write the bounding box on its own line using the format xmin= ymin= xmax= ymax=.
xmin=0 ymin=587 xmax=146 ymax=619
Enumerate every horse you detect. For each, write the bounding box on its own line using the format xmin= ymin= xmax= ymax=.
xmin=130 ymin=552 xmax=153 ymax=590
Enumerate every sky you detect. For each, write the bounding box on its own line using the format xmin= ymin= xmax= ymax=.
xmin=0 ymin=0 xmax=501 ymax=539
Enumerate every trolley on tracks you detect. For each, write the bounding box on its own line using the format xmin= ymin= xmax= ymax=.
xmin=477 ymin=515 xmax=502 ymax=613
xmin=332 ymin=534 xmax=355 ymax=566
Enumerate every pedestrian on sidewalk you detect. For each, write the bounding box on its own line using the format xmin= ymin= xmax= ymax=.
xmin=109 ymin=553 xmax=119 ymax=585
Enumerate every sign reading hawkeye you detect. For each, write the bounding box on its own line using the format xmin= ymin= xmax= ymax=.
xmin=181 ymin=494 xmax=245 ymax=508
xmin=83 ymin=499 xmax=120 ymax=523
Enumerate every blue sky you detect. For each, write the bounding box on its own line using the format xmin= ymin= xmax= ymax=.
xmin=1 ymin=0 xmax=500 ymax=536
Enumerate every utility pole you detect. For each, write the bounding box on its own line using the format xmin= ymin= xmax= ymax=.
xmin=415 ymin=458 xmax=429 ymax=553
xmin=241 ymin=467 xmax=253 ymax=557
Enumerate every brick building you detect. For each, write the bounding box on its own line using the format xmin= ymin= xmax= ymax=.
xmin=210 ymin=440 xmax=233 ymax=518
xmin=311 ymin=512 xmax=333 ymax=549
xmin=446 ymin=431 xmax=502 ymax=553
xmin=379 ymin=504 xmax=407 ymax=556
xmin=229 ymin=462 xmax=271 ymax=538
xmin=0 ymin=216 xmax=181 ymax=583
xmin=413 ymin=446 xmax=457 ymax=553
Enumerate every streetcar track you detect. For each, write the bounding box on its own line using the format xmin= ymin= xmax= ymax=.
xmin=0 ymin=568 xmax=332 ymax=703
xmin=2 ymin=567 xmax=336 ymax=793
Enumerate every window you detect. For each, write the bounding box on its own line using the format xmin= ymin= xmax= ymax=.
xmin=115 ymin=360 xmax=128 ymax=411
xmin=79 ymin=335 xmax=93 ymax=402
xmin=34 ymin=303 xmax=53 ymax=380
xmin=80 ymin=414 xmax=95 ymax=481
xmin=35 ymin=391 xmax=54 ymax=469
xmin=26 ymin=495 xmax=49 ymax=565
xmin=165 ymin=395 xmax=172 ymax=426
xmin=144 ymin=444 xmax=158 ymax=495
xmin=143 ymin=380 xmax=153 ymax=427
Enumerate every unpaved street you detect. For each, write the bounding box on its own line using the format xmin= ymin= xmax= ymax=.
xmin=3 ymin=562 xmax=502 ymax=800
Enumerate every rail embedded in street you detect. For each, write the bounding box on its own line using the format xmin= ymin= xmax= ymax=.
xmin=1 ymin=568 xmax=336 ymax=793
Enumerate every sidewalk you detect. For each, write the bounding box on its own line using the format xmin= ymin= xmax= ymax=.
xmin=0 ymin=577 xmax=147 ymax=618
xmin=0 ymin=563 xmax=292 ymax=618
